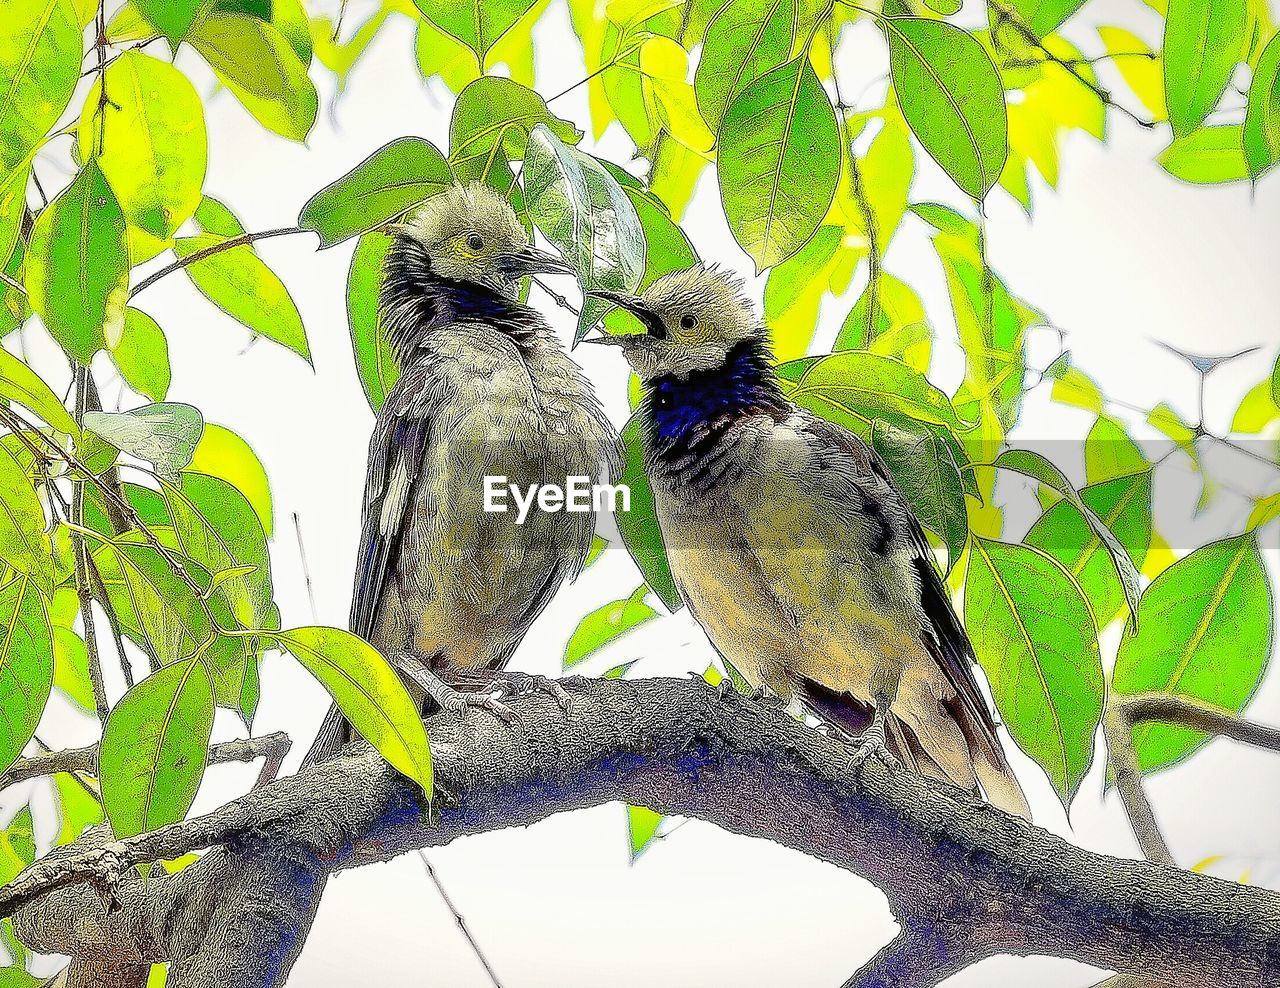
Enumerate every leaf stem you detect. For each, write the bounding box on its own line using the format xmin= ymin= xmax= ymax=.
xmin=129 ymin=227 xmax=311 ymax=298
xmin=72 ymin=368 xmax=112 ymax=725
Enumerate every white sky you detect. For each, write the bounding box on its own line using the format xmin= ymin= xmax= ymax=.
xmin=7 ymin=0 xmax=1280 ymax=984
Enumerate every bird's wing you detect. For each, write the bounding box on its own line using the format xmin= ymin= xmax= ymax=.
xmin=349 ymin=369 xmax=436 ymax=642
xmin=795 ymin=411 xmax=996 ymax=738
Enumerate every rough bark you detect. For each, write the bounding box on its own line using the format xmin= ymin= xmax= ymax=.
xmin=6 ymin=677 xmax=1278 ymax=988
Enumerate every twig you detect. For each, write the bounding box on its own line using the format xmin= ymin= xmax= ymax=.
xmin=532 ymin=276 xmax=581 ymax=317
xmin=1103 ymin=704 xmax=1175 ymax=867
xmin=0 ymin=270 xmax=26 ymax=295
xmin=985 ymin=0 xmax=1156 ymax=130
xmin=546 ymin=41 xmax=643 ymax=104
xmin=417 ymin=853 xmax=506 ymax=988
xmin=1116 ymin=692 xmax=1280 ymax=755
xmin=292 ymin=512 xmax=318 ymax=624
xmin=71 ymin=368 xmax=111 ymax=725
xmin=130 ymin=228 xmax=310 ymax=298
xmin=0 ymin=734 xmax=292 ymax=790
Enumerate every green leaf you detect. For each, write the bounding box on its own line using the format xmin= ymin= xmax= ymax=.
xmin=1232 ymin=377 xmax=1280 ymax=433
xmin=274 ymin=626 xmax=433 ymax=799
xmin=616 ymin=415 xmax=681 ymax=611
xmin=870 ymin=419 xmax=968 ymax=571
xmin=694 ymin=0 xmax=825 ymax=132
xmin=835 ymin=272 xmax=931 ymax=366
xmin=1163 ymin=0 xmax=1248 ymax=136
xmin=448 ymin=76 xmax=581 ymax=199
xmin=346 ymin=232 xmax=399 ymax=413
xmin=0 ymin=577 xmax=53 ymax=777
xmin=77 ymin=51 xmax=208 ymax=246
xmin=174 ymin=233 xmax=311 ymax=362
xmin=99 ymin=657 xmax=215 ymax=839
xmin=965 ymin=538 xmax=1104 ymax=807
xmin=0 ymin=0 xmax=81 ymax=171
xmin=83 ymin=403 xmax=203 ymax=482
xmin=0 ymin=346 xmax=79 ymax=436
xmin=0 ymin=443 xmax=52 ymax=592
xmin=110 ymin=307 xmax=171 ymax=402
xmin=189 ymin=12 xmax=318 ymax=141
xmin=789 ymin=350 xmax=968 ymax=433
xmin=92 ymin=540 xmax=219 ymax=668
xmin=300 ymin=138 xmax=453 ymax=248
xmin=994 ymin=448 xmax=1142 ymax=623
xmin=884 ymin=18 xmax=1007 ymax=199
xmin=717 ymin=55 xmax=839 ymax=272
xmin=162 ymin=472 xmax=272 ymax=633
xmin=0 ymin=806 xmax=34 ymax=886
xmin=417 ymin=0 xmax=539 ymax=62
xmin=189 ymin=423 xmax=272 ymax=536
xmin=1158 ymin=125 xmax=1250 ymax=184
xmin=1003 ymin=0 xmax=1088 ymax=36
xmin=193 ymin=196 xmax=245 ymax=238
xmin=131 ymin=0 xmax=206 ymax=44
xmin=523 ymin=124 xmax=644 ymax=340
xmin=0 ymin=161 xmax=27 ymax=271
xmin=52 ymin=625 xmax=93 ymax=712
xmin=627 ymin=804 xmax=663 ymax=861
xmin=603 ymin=170 xmax=699 ymax=290
xmin=1025 ymin=471 xmax=1153 ymax=627
xmin=25 ymin=159 xmax=129 ymax=363
xmin=1244 ymin=30 xmax=1280 ymax=178
xmin=1113 ymin=534 xmax=1273 ymax=774
xmin=563 ymin=586 xmax=658 ymax=668
xmin=1085 ymin=415 xmax=1148 ymax=484
xmin=52 ymin=771 xmax=104 ymax=845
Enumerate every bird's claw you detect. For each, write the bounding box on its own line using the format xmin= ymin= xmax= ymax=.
xmin=843 ymin=719 xmax=901 ymax=772
xmin=490 ymin=672 xmax=574 ymax=717
xmin=438 ymin=686 xmax=522 ymax=726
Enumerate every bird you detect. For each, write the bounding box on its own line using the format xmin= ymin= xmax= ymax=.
xmin=585 ymin=264 xmax=1030 ymax=817
xmin=302 ymin=182 xmax=621 ymax=768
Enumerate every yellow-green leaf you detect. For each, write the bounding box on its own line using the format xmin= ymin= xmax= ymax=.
xmin=0 ymin=0 xmax=81 ymax=171
xmin=174 ymin=233 xmax=311 ymax=362
xmin=1244 ymin=30 xmax=1280 ymax=178
xmin=275 ymin=626 xmax=433 ymax=799
xmin=0 ymin=576 xmax=53 ymax=777
xmin=885 ymin=18 xmax=1008 ymax=199
xmin=1114 ymin=535 xmax=1272 ymax=773
xmin=717 ymin=56 xmax=839 ymax=272
xmin=25 ymin=159 xmax=129 ymax=363
xmin=1163 ymin=0 xmax=1248 ymax=136
xmin=99 ymin=657 xmax=215 ymax=839
xmin=965 ymin=538 xmax=1104 ymax=807
xmin=0 ymin=346 xmax=79 ymax=436
xmin=76 ymin=51 xmax=207 ymax=246
xmin=190 ymin=13 xmax=318 ymax=142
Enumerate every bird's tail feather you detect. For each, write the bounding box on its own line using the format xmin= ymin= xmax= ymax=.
xmin=299 ymin=704 xmax=350 ymax=771
xmin=942 ymin=695 xmax=1032 ymax=820
xmin=798 ymin=678 xmax=1031 ymax=820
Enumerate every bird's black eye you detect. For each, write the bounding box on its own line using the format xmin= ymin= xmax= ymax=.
xmin=465 ymin=233 xmax=485 ymax=252
xmin=680 ymin=314 xmax=697 ymax=330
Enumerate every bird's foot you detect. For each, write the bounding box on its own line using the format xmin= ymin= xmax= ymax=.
xmin=489 ymin=671 xmax=574 ymax=717
xmin=393 ymin=658 xmax=520 ymax=726
xmin=842 ymin=715 xmax=901 ymax=772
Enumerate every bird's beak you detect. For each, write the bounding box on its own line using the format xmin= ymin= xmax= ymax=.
xmin=500 ymin=245 xmax=575 ymax=279
xmin=585 ymin=289 xmax=666 ymax=339
xmin=580 ymin=329 xmax=629 ymax=346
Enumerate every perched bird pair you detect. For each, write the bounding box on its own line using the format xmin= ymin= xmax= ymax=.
xmin=303 ymin=180 xmax=1029 ymax=821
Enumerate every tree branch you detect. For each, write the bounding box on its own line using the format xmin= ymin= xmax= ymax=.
xmin=129 ymin=228 xmax=310 ymax=299
xmin=5 ymin=678 xmax=1278 ymax=988
xmin=0 ymin=733 xmax=291 ymax=791
xmin=1117 ymin=692 xmax=1280 ymax=753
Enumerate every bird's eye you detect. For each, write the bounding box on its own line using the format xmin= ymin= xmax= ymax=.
xmin=465 ymin=233 xmax=485 ymax=253
xmin=680 ymin=314 xmax=697 ymax=330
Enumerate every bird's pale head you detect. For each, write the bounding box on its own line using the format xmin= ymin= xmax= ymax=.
xmin=587 ymin=265 xmax=763 ymax=380
xmin=394 ymin=182 xmax=570 ymax=296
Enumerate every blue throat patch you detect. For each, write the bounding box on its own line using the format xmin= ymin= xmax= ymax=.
xmin=649 ymin=340 xmax=784 ymax=449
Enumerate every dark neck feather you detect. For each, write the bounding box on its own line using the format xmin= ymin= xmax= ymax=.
xmin=646 ymin=338 xmax=788 ymax=459
xmin=380 ymin=236 xmax=540 ymax=359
